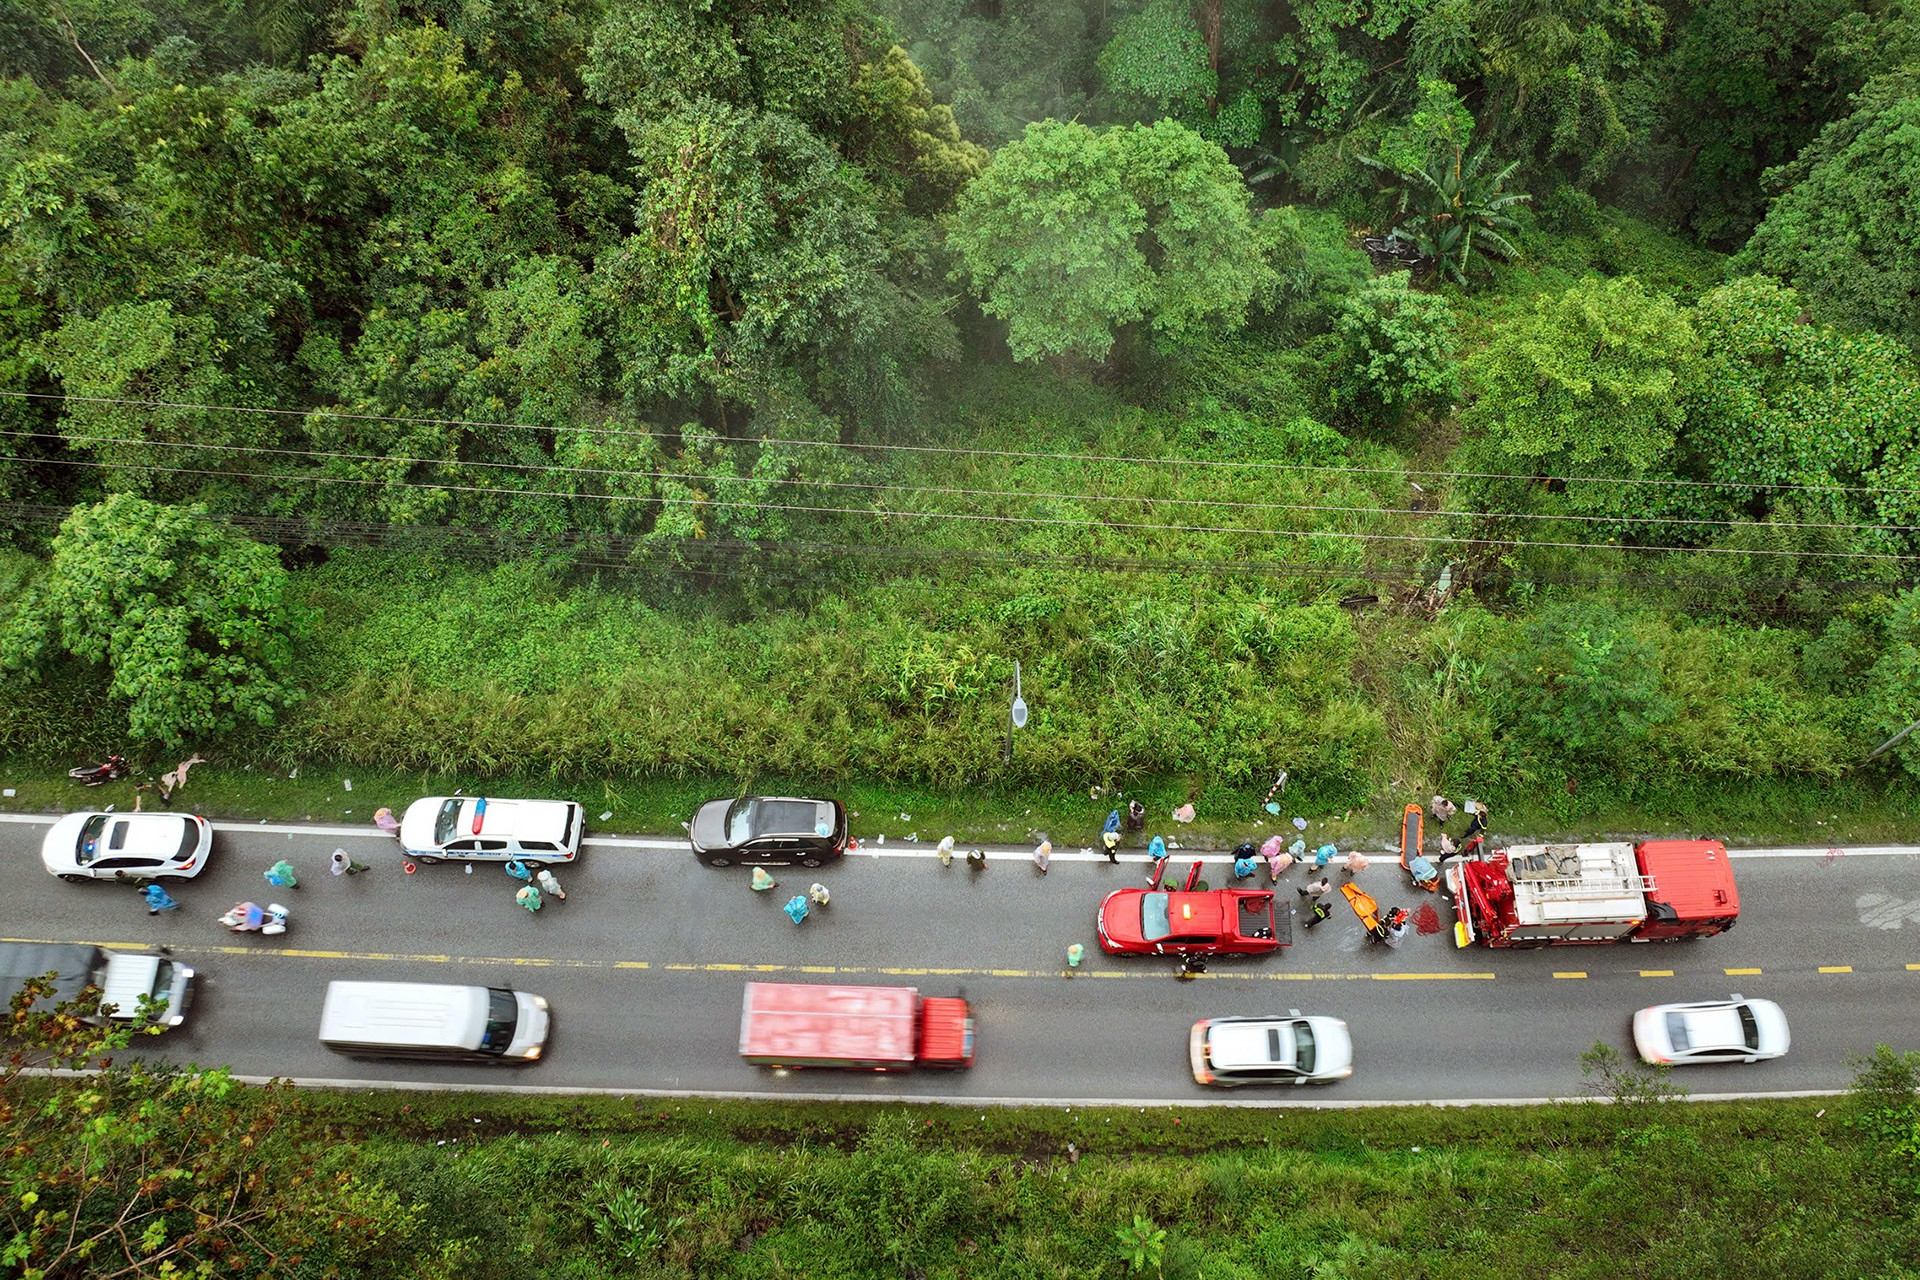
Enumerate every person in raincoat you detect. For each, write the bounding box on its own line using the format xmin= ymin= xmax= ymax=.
xmin=1262 ymin=835 xmax=1292 ymax=882
xmin=265 ymin=860 xmax=299 ymax=890
xmin=807 ymin=882 xmax=830 ymax=907
xmin=1343 ymin=850 xmax=1369 ymax=877
xmin=1232 ymin=843 xmax=1258 ymax=880
xmin=751 ymin=867 xmax=778 ymax=892
xmin=1312 ymin=843 xmax=1338 ymax=870
xmin=535 ymin=868 xmax=566 ymax=900
xmin=144 ymin=883 xmax=180 ymax=914
xmin=503 ymin=859 xmax=532 ymax=882
xmin=783 ymin=895 xmax=810 ymax=925
xmin=937 ymin=836 xmax=955 ymax=868
xmin=1146 ymin=835 xmax=1169 ymax=886
xmin=1102 ymin=810 xmax=1122 ymax=862
xmin=1033 ymin=840 xmax=1051 ymax=875
xmin=1065 ymin=942 xmax=1085 ymax=976
xmin=516 ymin=884 xmax=543 ymax=913
xmin=373 ymin=807 xmax=401 ymax=836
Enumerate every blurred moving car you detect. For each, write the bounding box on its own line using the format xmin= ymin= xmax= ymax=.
xmin=1190 ymin=1013 xmax=1353 ymax=1085
xmin=399 ymin=796 xmax=583 ymax=865
xmin=1632 ymin=995 xmax=1789 ymax=1065
xmin=688 ymin=796 xmax=848 ymax=867
xmin=41 ymin=811 xmax=212 ymax=883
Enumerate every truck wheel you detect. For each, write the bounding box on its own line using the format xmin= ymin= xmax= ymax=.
xmin=706 ymin=856 xmax=732 ymax=868
xmin=59 ymin=873 xmax=90 ymax=884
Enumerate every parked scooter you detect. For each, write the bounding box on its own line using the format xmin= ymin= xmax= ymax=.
xmin=68 ymin=754 xmax=128 ymax=786
xmin=219 ymin=902 xmax=289 ymax=936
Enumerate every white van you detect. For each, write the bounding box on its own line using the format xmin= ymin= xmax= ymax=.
xmin=318 ymin=981 xmax=550 ymax=1062
xmin=398 ymin=796 xmax=584 ymax=865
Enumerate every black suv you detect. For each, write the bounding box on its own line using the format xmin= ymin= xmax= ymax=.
xmin=687 ymin=796 xmax=849 ymax=867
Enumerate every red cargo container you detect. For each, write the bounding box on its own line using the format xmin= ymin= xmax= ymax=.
xmin=738 ymin=982 xmax=976 ymax=1071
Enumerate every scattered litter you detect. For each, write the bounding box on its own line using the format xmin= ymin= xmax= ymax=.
xmin=344 ymin=809 xmax=352 ymax=814
xmin=465 ymin=865 xmax=474 ymax=874
xmin=1293 ymin=817 xmax=1308 ymax=831
xmin=1412 ymin=903 xmax=1442 ymax=935
xmin=876 ymin=835 xmax=885 ymax=845
xmin=343 ymin=779 xmax=353 ymax=791
xmin=599 ymin=811 xmax=613 ymax=821
xmin=907 ymin=832 xmax=918 ymax=842
xmin=2 ymin=789 xmax=12 ymax=798
xmin=898 ymin=812 xmax=911 ymax=821
xmin=290 ymin=768 xmax=298 ymax=778
xmin=1172 ymin=803 xmax=1195 ymax=823
xmin=104 ymin=805 xmax=114 ymax=813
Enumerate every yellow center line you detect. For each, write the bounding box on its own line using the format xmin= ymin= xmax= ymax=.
xmin=1819 ymin=966 xmax=1853 ymax=974
xmin=1906 ymin=964 xmax=1920 ymax=971
xmin=1553 ymin=972 xmax=1588 ymax=979
xmin=1640 ymin=969 xmax=1674 ymax=977
xmin=1725 ymin=967 xmax=1764 ymax=975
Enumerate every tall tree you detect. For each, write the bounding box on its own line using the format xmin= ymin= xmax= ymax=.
xmin=949 ymin=118 xmax=1271 ymax=362
xmin=1734 ymin=68 xmax=1920 ymax=351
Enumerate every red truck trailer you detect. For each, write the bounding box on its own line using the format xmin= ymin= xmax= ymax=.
xmin=738 ymin=982 xmax=976 ymax=1071
xmin=1447 ymin=838 xmax=1739 ymax=948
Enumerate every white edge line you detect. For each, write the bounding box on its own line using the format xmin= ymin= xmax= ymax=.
xmin=19 ymin=1067 xmax=1849 ymax=1108
xmin=0 ymin=811 xmax=1913 ymax=861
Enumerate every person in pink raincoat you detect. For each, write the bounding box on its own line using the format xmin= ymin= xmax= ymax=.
xmin=1261 ymin=835 xmax=1293 ymax=882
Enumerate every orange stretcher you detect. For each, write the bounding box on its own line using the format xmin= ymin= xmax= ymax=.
xmin=1341 ymin=882 xmax=1407 ymax=944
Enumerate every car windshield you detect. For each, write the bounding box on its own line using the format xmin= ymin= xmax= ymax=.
xmin=1737 ymin=1004 xmax=1759 ymax=1050
xmin=434 ymin=799 xmax=462 ymax=846
xmin=725 ymin=799 xmax=759 ymax=846
xmin=76 ymin=814 xmax=109 ymax=864
xmin=478 ymin=988 xmax=518 ymax=1055
xmin=1666 ymin=1012 xmax=1693 ymax=1052
xmin=1294 ymin=1023 xmax=1316 ymax=1075
xmin=1139 ymin=893 xmax=1172 ymax=942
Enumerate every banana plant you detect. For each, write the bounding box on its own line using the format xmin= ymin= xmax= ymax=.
xmin=1361 ymin=143 xmax=1531 ymax=288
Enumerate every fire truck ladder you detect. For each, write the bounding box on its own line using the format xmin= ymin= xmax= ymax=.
xmin=1519 ymin=875 xmax=1657 ymax=901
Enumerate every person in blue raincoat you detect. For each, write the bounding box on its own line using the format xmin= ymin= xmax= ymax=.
xmin=504 ymin=859 xmax=532 ymax=882
xmin=144 ymin=883 xmax=179 ymax=914
xmin=783 ymin=895 xmax=810 ymax=925
xmin=1232 ymin=843 xmax=1258 ymax=880
xmin=1147 ymin=835 xmax=1169 ymax=886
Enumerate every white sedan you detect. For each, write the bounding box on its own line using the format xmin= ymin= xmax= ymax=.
xmin=42 ymin=812 xmax=213 ymax=883
xmin=1633 ymin=995 xmax=1790 ymax=1066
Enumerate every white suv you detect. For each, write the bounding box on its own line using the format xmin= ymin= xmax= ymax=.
xmin=399 ymin=797 xmax=584 ymax=865
xmin=1190 ymin=1012 xmax=1354 ymax=1085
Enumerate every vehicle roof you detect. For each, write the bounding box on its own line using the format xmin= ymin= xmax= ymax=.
xmin=69 ymin=812 xmax=191 ymax=859
xmin=1636 ymin=839 xmax=1738 ymax=919
xmin=319 ymin=981 xmax=488 ymax=1048
xmin=0 ymin=942 xmax=100 ymax=1006
xmin=97 ymin=954 xmax=162 ymax=1018
xmin=1677 ymin=1005 xmax=1747 ymax=1050
xmin=744 ymin=798 xmax=836 ymax=838
xmin=407 ymin=797 xmax=575 ymax=844
xmin=1208 ymin=1019 xmax=1297 ymax=1070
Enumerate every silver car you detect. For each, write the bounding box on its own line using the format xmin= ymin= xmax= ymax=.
xmin=1633 ymin=995 xmax=1790 ymax=1066
xmin=1189 ymin=1012 xmax=1354 ymax=1085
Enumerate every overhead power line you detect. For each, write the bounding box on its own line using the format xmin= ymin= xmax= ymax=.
xmin=5 ymin=452 xmax=1917 ymax=562
xmin=0 ymin=502 xmax=1889 ymax=605
xmin=4 ymin=427 xmax=1911 ymax=535
xmin=7 ymin=388 xmax=1919 ymax=497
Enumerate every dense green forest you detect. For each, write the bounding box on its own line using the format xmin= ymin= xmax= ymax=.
xmin=0 ymin=0 xmax=1917 ymax=816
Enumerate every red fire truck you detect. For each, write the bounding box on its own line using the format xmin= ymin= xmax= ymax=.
xmin=1446 ymin=838 xmax=1739 ymax=948
xmin=738 ymin=981 xmax=976 ymax=1071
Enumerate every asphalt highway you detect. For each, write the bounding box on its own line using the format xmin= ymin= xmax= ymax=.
xmin=4 ymin=812 xmax=1917 ymax=1105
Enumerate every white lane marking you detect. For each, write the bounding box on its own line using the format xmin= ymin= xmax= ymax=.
xmin=0 ymin=811 xmax=1913 ymax=862
xmin=20 ymin=1066 xmax=1852 ymax=1108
